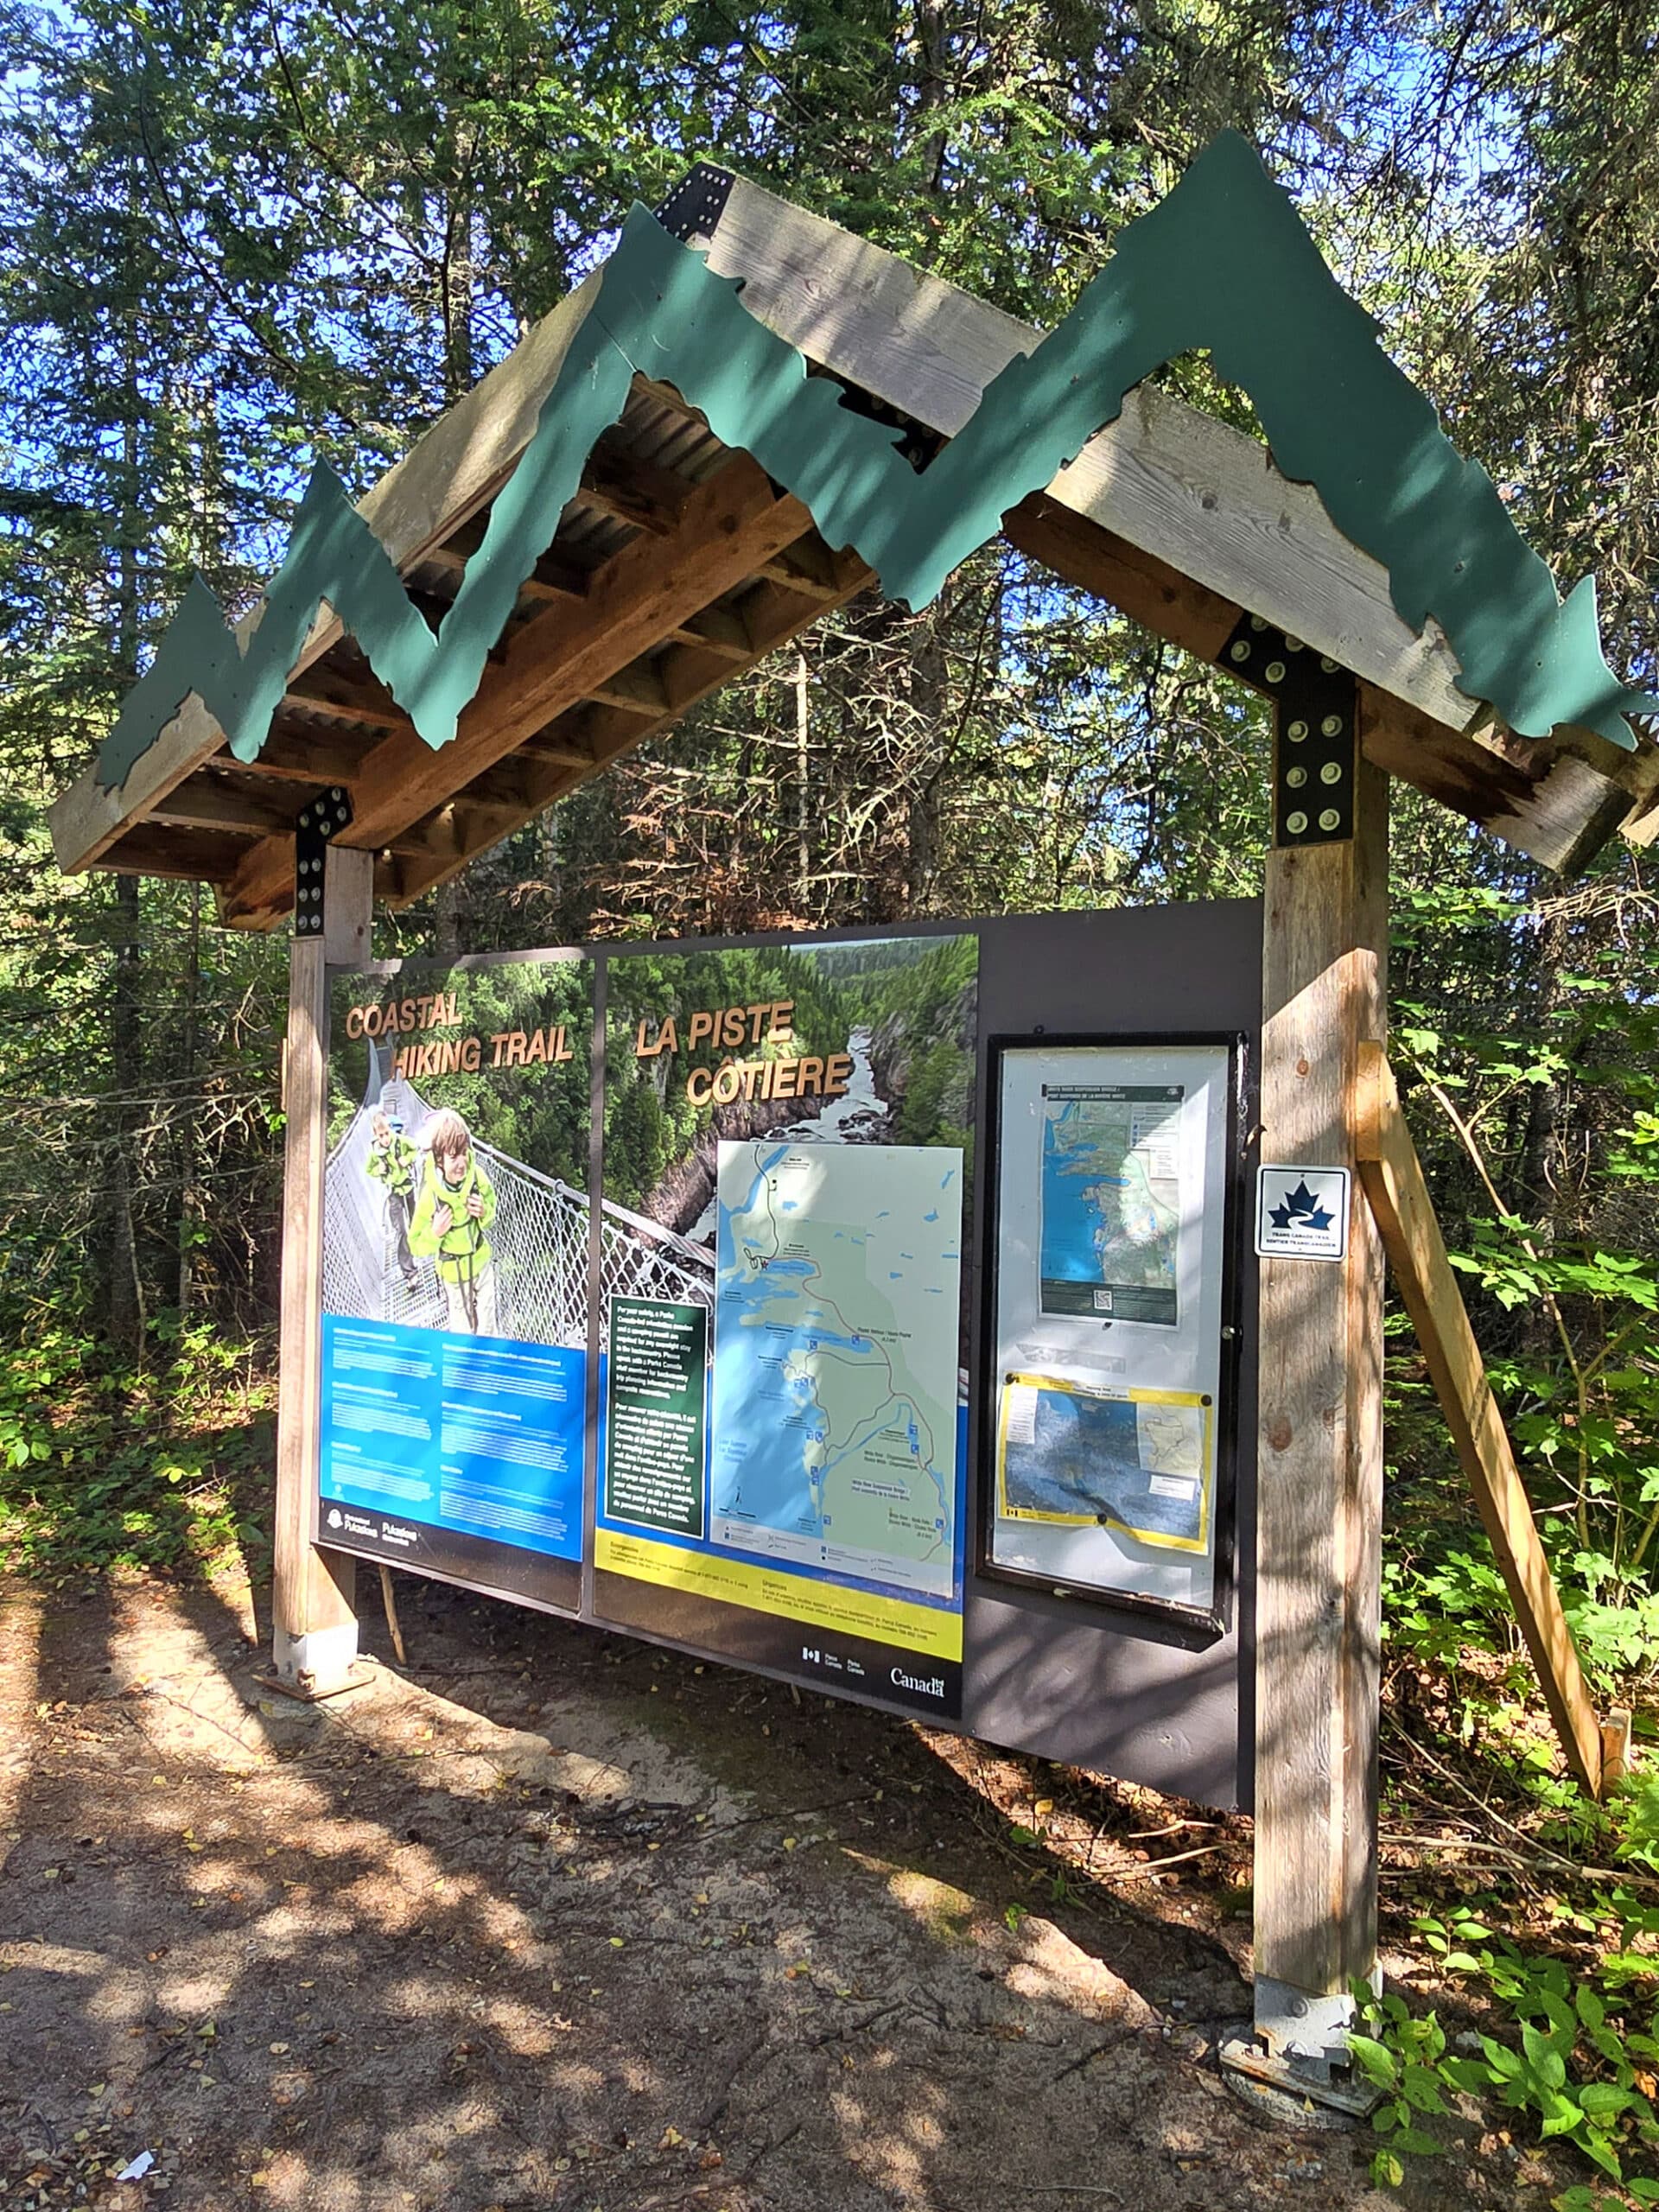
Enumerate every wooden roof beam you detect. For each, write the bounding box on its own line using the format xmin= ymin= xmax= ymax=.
xmin=283 ymin=669 xmax=416 ymax=732
xmin=100 ymin=823 xmax=264 ymax=881
xmin=421 ymin=529 xmax=588 ymax=604
xmin=1005 ymin=491 xmax=1659 ymax=874
xmin=667 ymin=603 xmax=753 ymax=659
xmin=700 ymin=173 xmax=1659 ymax=869
xmin=583 ymin=661 xmax=670 ymax=715
xmin=380 ymin=554 xmax=874 ymax=908
xmin=50 ymin=262 xmax=612 ymax=877
xmin=237 ymin=722 xmax=377 ymax=785
xmin=575 ymin=431 xmax=698 ymax=537
xmin=216 ymin=454 xmax=820 ymax=927
xmin=145 ymin=778 xmax=304 ymax=838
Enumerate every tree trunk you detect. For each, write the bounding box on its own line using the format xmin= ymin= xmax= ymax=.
xmin=906 ymin=609 xmax=948 ymax=909
xmin=177 ymin=880 xmax=201 ymax=1319
xmin=433 ymin=872 xmax=464 ymax=960
xmin=107 ymin=870 xmax=145 ymax=1353
xmin=795 ymin=648 xmax=811 ymax=916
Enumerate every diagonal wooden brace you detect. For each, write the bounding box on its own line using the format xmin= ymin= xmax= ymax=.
xmin=1354 ymin=1042 xmax=1621 ymax=1799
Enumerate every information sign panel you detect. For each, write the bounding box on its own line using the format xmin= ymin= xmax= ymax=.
xmin=308 ymin=910 xmax=1260 ymax=1808
xmin=592 ymin=933 xmax=976 ymax=1718
xmin=603 ymin=1299 xmax=708 ymax=1538
xmin=984 ymin=1038 xmax=1238 ymax=1622
xmin=316 ymin=950 xmax=593 ymax=1610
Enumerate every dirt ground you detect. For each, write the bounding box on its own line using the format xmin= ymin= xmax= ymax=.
xmin=0 ymin=1567 xmax=1545 ymax=2212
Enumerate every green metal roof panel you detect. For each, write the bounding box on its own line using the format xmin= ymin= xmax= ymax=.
xmin=93 ymin=130 xmax=1656 ymax=797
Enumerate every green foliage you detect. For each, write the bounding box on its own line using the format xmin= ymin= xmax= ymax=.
xmin=1382 ymin=873 xmax=1659 ymax=1746
xmin=1347 ymin=1985 xmax=1450 ymax=2186
xmin=1353 ymin=1948 xmax=1659 ymax=2194
xmin=0 ymin=1314 xmax=272 ymax=1579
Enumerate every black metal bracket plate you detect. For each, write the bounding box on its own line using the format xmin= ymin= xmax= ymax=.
xmin=653 ymin=163 xmax=735 ymax=245
xmin=1220 ymin=613 xmax=1357 ymax=849
xmin=293 ymin=786 xmax=354 ymax=938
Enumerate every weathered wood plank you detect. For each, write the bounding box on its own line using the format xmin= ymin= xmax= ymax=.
xmin=705 ymin=174 xmax=1656 ymax=862
xmin=1603 ymin=1709 xmax=1633 ymax=1789
xmin=49 ymin=266 xmax=609 ymax=876
xmin=704 ymin=176 xmax=1459 ymax=701
xmin=99 ymin=823 xmax=263 ymax=881
xmin=1354 ymin=1042 xmax=1605 ymax=1796
xmin=147 ymin=779 xmax=302 ymax=837
xmin=1252 ymin=696 xmax=1388 ymax=2009
xmin=270 ymin=844 xmax=372 ymax=1693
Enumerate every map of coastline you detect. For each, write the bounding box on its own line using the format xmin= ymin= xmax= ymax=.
xmin=711 ymin=1140 xmax=962 ymax=1599
xmin=999 ymin=1376 xmax=1209 ymax=1551
xmin=1039 ymin=1084 xmax=1184 ymax=1325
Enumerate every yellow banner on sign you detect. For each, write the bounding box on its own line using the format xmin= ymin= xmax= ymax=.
xmin=594 ymin=1528 xmax=963 ymax=1662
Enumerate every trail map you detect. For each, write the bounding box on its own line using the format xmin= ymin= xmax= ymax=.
xmin=1039 ymin=1084 xmax=1184 ymax=1325
xmin=997 ymin=1375 xmax=1210 ymax=1552
xmin=710 ymin=1141 xmax=962 ymax=1598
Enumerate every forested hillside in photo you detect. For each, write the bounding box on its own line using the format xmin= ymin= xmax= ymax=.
xmin=3 ymin=3 xmax=1659 ymax=2196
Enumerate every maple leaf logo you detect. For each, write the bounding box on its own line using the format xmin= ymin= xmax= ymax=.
xmin=1268 ymin=1177 xmax=1336 ymax=1233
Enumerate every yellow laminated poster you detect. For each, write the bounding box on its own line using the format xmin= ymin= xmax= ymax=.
xmin=995 ymin=1372 xmax=1213 ymax=1554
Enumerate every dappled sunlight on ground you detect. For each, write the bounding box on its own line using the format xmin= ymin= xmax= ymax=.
xmin=0 ymin=1567 xmax=1459 ymax=2210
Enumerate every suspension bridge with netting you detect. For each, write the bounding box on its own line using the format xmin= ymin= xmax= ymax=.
xmin=323 ymin=1047 xmax=715 ymax=1348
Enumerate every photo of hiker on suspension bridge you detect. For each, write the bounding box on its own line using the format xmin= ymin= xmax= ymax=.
xmin=407 ymin=1107 xmax=497 ymax=1333
xmin=315 ymin=951 xmax=596 ymax=1608
xmin=364 ymin=1109 xmax=419 ymax=1290
xmin=324 ymin=953 xmax=592 ymax=1348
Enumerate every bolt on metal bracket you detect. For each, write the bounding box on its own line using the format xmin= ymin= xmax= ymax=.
xmin=292 ymin=786 xmax=355 ymax=938
xmin=1218 ymin=613 xmax=1358 ymax=849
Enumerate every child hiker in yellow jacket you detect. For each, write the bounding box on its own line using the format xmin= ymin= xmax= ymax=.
xmin=365 ymin=1109 xmax=420 ymax=1288
xmin=409 ymin=1108 xmax=499 ymax=1335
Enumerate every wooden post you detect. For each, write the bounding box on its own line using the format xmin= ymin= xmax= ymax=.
xmin=270 ymin=843 xmax=372 ymax=1693
xmin=1250 ymin=702 xmax=1389 ymax=2079
xmin=1355 ymin=1044 xmax=1606 ymax=1796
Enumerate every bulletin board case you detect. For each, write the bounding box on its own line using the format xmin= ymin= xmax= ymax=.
xmin=977 ymin=1031 xmax=1248 ymax=1637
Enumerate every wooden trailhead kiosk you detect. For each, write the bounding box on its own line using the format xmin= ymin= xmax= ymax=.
xmin=49 ymin=133 xmax=1659 ymax=2112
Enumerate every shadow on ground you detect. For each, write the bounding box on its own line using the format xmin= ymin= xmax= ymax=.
xmin=0 ymin=1562 xmax=1500 ymax=2212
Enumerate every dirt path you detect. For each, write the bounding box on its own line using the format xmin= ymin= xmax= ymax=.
xmin=0 ymin=1569 xmax=1512 ymax=2211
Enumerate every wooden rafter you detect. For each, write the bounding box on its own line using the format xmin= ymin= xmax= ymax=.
xmin=216 ymin=454 xmax=823 ymax=926
xmin=379 ymin=555 xmax=872 ymax=911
